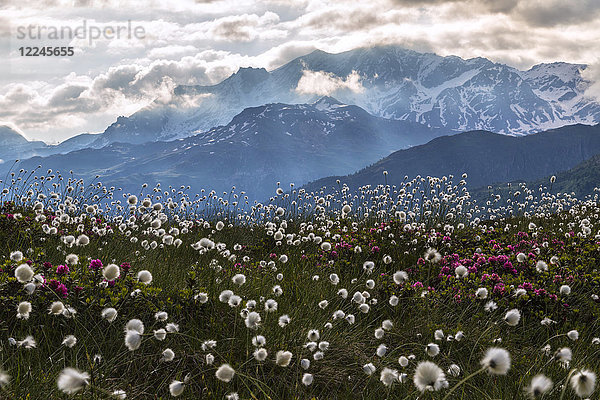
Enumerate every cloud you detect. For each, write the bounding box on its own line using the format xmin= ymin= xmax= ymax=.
xmin=511 ymin=0 xmax=600 ymax=27
xmin=581 ymin=62 xmax=600 ymax=101
xmin=295 ymin=69 xmax=364 ymax=96
xmin=208 ymin=11 xmax=284 ymax=42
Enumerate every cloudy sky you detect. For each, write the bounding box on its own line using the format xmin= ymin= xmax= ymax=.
xmin=1 ymin=0 xmax=600 ymax=143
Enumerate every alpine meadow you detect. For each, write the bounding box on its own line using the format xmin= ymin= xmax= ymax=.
xmin=2 ymin=0 xmax=600 ymax=399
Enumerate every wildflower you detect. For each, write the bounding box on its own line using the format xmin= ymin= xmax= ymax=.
xmin=101 ymin=307 xmax=118 ymax=322
xmin=245 ymin=312 xmax=261 ymax=329
xmin=380 ymin=368 xmax=399 ymax=387
xmin=363 ymin=363 xmax=376 ymax=375
xmin=62 ymin=335 xmax=77 ymax=348
xmin=0 ymin=370 xmax=9 ymax=388
xmin=254 ymin=348 xmax=268 ymax=361
xmin=216 ymin=364 xmax=235 ymax=382
xmin=272 ymin=285 xmax=283 ymax=296
xmin=375 ymin=328 xmax=385 ymax=339
xmin=389 ymin=295 xmax=399 ymax=306
xmin=535 ymin=260 xmax=548 ymax=272
xmin=301 ymin=359 xmax=310 ymax=369
xmin=399 ymin=356 xmax=409 ymax=367
xmin=155 ymin=311 xmax=168 ymax=321
xmin=318 ymin=300 xmax=329 ymax=309
xmin=567 ymin=330 xmax=579 ymax=341
xmin=102 ymin=264 xmax=120 ymax=281
xmin=49 ymin=301 xmax=65 ymax=315
xmin=206 ymin=354 xmax=215 ymax=365
xmin=480 ymin=348 xmax=511 ymax=375
xmin=413 ymin=361 xmax=448 ymax=392
xmin=515 ymin=288 xmax=527 ymax=297
xmin=434 ymin=329 xmax=444 ymax=341
xmin=264 ymin=299 xmax=278 ymax=312
xmin=555 ymin=347 xmax=572 ymax=363
xmin=278 ymin=315 xmax=291 ymax=327
xmin=161 ymin=349 xmax=175 ymax=362
xmin=504 ymin=309 xmax=521 ymax=326
xmin=426 ymin=343 xmax=440 ymax=357
xmin=560 ymin=285 xmax=571 ymax=295
xmin=363 ymin=261 xmax=375 ymax=273
xmin=475 ymin=288 xmax=488 ymax=299
xmin=125 ymin=330 xmax=141 ymax=351
xmin=232 ymin=274 xmax=246 ymax=285
xmin=541 ymin=317 xmax=556 ymax=326
xmin=10 ymin=251 xmax=23 ymax=262
xmin=15 ymin=264 xmax=34 ymax=283
xmin=154 ymin=329 xmax=167 ymax=341
xmin=448 ymin=364 xmax=461 ymax=377
xmin=526 ymin=374 xmax=553 ymax=398
xmin=202 ymin=340 xmax=217 ymax=351
xmin=110 ymin=389 xmax=126 ymax=399
xmin=24 ymin=282 xmax=36 ymax=295
xmin=65 ymin=254 xmax=79 ymax=265
xmin=517 ymin=253 xmax=527 ymax=263
xmin=329 ymin=273 xmax=339 ymax=284
xmin=377 ymin=344 xmax=387 ymax=357
xmin=424 ymin=248 xmax=442 ymax=263
xmin=252 ymin=335 xmax=266 ymax=347
xmin=125 ymin=319 xmax=144 ymax=334
xmin=307 ymin=329 xmax=320 ymax=341
xmin=17 ymin=301 xmax=31 ymax=319
xmin=484 ymin=301 xmax=498 ymax=312
xmin=276 ymin=350 xmax=293 ymax=367
xmin=455 ymin=265 xmax=468 ymax=278
xmin=393 ymin=270 xmax=408 ymax=284
xmin=455 ymin=331 xmax=464 ymax=341
xmin=570 ymin=369 xmax=596 ymax=397
xmin=382 ymin=320 xmax=393 ymax=331
xmin=228 ymin=295 xmax=242 ymax=307
xmin=366 ymin=279 xmax=375 ymax=289
xmin=57 ymin=368 xmax=89 ymax=394
xmin=169 ymin=380 xmax=185 ymax=396
xmin=219 ymin=290 xmax=234 ymax=303
xmin=137 ymin=270 xmax=152 ymax=284
xmin=352 ymin=291 xmax=365 ymax=304
xmin=17 ymin=335 xmax=36 ymax=349
xmin=302 ymin=373 xmax=314 ymax=386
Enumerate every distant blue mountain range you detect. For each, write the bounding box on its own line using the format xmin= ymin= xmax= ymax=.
xmin=3 ymin=46 xmax=600 ymax=200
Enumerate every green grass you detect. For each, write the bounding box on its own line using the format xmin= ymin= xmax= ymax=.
xmin=1 ymin=200 xmax=600 ymax=399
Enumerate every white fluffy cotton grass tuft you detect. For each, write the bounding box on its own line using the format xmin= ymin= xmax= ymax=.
xmin=570 ymin=369 xmax=596 ymax=398
xmin=14 ymin=264 xmax=34 ymax=283
xmin=216 ymin=364 xmax=235 ymax=382
xmin=137 ymin=270 xmax=153 ymax=284
xmin=169 ymin=380 xmax=186 ymax=397
xmin=276 ymin=351 xmax=293 ymax=367
xmin=17 ymin=301 xmax=32 ymax=319
xmin=101 ymin=307 xmax=118 ymax=322
xmin=413 ymin=361 xmax=448 ymax=392
xmin=102 ymin=264 xmax=120 ymax=281
xmin=480 ymin=348 xmax=511 ymax=375
xmin=57 ymin=368 xmax=89 ymax=394
xmin=526 ymin=374 xmax=553 ymax=398
xmin=124 ymin=319 xmax=144 ymax=351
